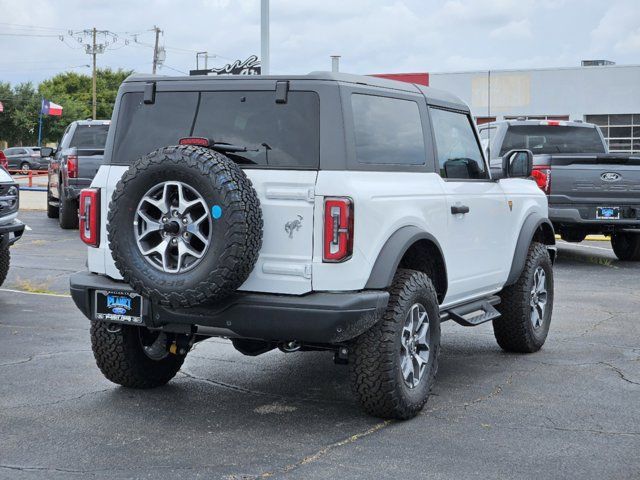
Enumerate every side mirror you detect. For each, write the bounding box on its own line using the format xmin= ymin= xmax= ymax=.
xmin=501 ymin=149 xmax=533 ymax=178
xmin=40 ymin=147 xmax=54 ymax=157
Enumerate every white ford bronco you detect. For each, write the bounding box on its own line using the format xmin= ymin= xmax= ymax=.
xmin=70 ymin=72 xmax=556 ymax=419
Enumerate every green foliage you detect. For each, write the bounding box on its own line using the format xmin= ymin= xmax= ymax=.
xmin=0 ymin=68 xmax=132 ymax=146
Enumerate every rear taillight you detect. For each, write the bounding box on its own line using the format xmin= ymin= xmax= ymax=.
xmin=532 ymin=165 xmax=552 ymax=194
xmin=323 ymin=197 xmax=353 ymax=262
xmin=67 ymin=155 xmax=78 ymax=178
xmin=79 ymin=188 xmax=100 ymax=247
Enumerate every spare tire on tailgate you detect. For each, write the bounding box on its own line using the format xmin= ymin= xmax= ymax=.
xmin=107 ymin=145 xmax=263 ymax=308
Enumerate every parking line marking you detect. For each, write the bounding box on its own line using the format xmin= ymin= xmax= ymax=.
xmin=558 ymin=241 xmax=612 ymax=252
xmin=0 ymin=288 xmax=70 ymax=298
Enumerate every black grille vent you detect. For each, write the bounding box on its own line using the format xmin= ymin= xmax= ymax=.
xmin=0 ymin=182 xmax=19 ymax=216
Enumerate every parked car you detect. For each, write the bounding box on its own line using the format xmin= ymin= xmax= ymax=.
xmin=0 ymin=166 xmax=25 ymax=287
xmin=3 ymin=146 xmax=46 ymax=173
xmin=0 ymin=151 xmax=7 ymax=170
xmin=43 ymin=119 xmax=110 ymax=229
xmin=480 ymin=120 xmax=640 ymax=260
xmin=70 ymin=72 xmax=556 ymax=420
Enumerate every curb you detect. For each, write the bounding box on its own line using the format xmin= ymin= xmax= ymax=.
xmin=555 ymin=234 xmax=610 ymax=242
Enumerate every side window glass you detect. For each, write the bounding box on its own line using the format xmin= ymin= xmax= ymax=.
xmin=351 ymin=94 xmax=426 ymax=165
xmin=430 ymin=107 xmax=487 ymax=179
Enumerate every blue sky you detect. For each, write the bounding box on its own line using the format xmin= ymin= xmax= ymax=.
xmin=0 ymin=0 xmax=638 ymax=85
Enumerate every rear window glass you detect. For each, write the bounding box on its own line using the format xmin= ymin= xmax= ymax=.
xmin=70 ymin=125 xmax=109 ymax=149
xmin=351 ymin=94 xmax=425 ymax=165
xmin=112 ymin=90 xmax=320 ymax=169
xmin=500 ymin=125 xmax=605 ymax=155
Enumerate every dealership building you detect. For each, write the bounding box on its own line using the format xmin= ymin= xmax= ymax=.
xmin=415 ymin=61 xmax=640 ymax=154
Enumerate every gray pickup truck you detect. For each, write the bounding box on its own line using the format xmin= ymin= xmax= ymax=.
xmin=0 ymin=166 xmax=25 ymax=287
xmin=482 ymin=120 xmax=640 ymax=261
xmin=44 ymin=120 xmax=110 ymax=229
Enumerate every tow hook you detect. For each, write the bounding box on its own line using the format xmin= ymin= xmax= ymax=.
xmin=169 ymin=334 xmax=193 ymax=356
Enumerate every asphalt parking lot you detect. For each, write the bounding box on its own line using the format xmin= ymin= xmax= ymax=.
xmin=1 ymin=211 xmax=639 ymax=479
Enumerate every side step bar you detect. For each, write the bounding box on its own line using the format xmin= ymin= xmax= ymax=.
xmin=440 ymin=295 xmax=501 ymax=327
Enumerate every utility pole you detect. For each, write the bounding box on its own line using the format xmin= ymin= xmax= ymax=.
xmin=70 ymin=29 xmax=117 ymax=118
xmin=152 ymin=26 xmax=162 ymax=74
xmin=261 ymin=0 xmax=269 ymax=74
xmin=91 ymin=27 xmax=97 ymax=119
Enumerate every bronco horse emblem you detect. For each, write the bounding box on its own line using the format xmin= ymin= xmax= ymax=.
xmin=285 ymin=215 xmax=303 ymax=238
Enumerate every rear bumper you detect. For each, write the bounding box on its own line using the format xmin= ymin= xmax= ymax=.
xmin=550 ymin=204 xmax=640 ymax=231
xmin=0 ymin=219 xmax=25 ymax=248
xmin=65 ymin=180 xmax=91 ymax=200
xmin=69 ymin=271 xmax=390 ymax=344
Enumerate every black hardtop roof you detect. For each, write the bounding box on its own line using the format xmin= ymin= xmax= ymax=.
xmin=122 ymin=71 xmax=469 ymax=112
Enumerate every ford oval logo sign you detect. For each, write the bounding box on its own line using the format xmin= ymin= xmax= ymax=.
xmin=601 ymin=172 xmax=622 ymax=182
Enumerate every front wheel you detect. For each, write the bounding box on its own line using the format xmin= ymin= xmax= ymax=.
xmin=611 ymin=232 xmax=640 ymax=261
xmin=493 ymin=242 xmax=554 ymax=353
xmin=46 ymin=183 xmax=59 ymax=219
xmin=350 ymin=269 xmax=441 ymax=420
xmin=90 ymin=321 xmax=187 ymax=388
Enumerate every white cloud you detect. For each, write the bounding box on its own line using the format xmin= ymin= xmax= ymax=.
xmin=589 ymin=0 xmax=640 ymax=56
xmin=489 ymin=19 xmax=532 ymax=39
xmin=0 ymin=0 xmax=634 ymax=86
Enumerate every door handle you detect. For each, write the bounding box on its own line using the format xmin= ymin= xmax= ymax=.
xmin=451 ymin=205 xmax=470 ymax=215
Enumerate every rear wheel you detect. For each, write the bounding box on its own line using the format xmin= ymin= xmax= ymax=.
xmin=350 ymin=269 xmax=440 ymax=419
xmin=58 ymin=185 xmax=78 ymax=229
xmin=90 ymin=321 xmax=187 ymax=388
xmin=20 ymin=162 xmax=30 ymax=174
xmin=0 ymin=245 xmax=9 ymax=287
xmin=494 ymin=242 xmax=554 ymax=353
xmin=611 ymin=232 xmax=640 ymax=261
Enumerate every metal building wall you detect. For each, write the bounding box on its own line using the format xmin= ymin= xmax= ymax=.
xmin=428 ymin=64 xmax=640 ymax=121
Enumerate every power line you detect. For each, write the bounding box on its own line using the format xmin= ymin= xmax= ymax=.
xmin=0 ymin=22 xmax=66 ymax=31
xmin=0 ymin=33 xmax=60 ymax=37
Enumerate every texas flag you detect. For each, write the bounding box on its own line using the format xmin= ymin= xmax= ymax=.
xmin=41 ymin=99 xmax=63 ymax=116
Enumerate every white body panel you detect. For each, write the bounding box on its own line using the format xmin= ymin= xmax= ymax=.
xmin=88 ymin=165 xmax=548 ymax=303
xmin=88 ymin=166 xmax=317 ymax=295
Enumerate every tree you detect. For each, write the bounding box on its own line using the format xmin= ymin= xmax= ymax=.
xmin=0 ymin=82 xmax=40 ymax=146
xmin=38 ymin=68 xmax=132 ymax=143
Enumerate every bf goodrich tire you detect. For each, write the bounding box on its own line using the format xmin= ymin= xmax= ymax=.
xmin=493 ymin=242 xmax=554 ymax=353
xmin=47 ymin=183 xmax=59 ymax=219
xmin=0 ymin=245 xmax=9 ymax=287
xmin=58 ymin=185 xmax=78 ymax=229
xmin=350 ymin=269 xmax=441 ymax=420
xmin=611 ymin=232 xmax=640 ymax=261
xmin=108 ymin=145 xmax=263 ymax=308
xmin=90 ymin=321 xmax=185 ymax=388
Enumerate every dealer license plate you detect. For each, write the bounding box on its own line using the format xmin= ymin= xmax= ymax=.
xmin=94 ymin=290 xmax=144 ymax=324
xmin=596 ymin=207 xmax=620 ymax=220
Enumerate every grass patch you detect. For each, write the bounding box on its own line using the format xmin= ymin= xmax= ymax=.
xmin=13 ymin=277 xmax=57 ymax=295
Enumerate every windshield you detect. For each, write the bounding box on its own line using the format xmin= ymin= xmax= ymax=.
xmin=70 ymin=125 xmax=109 ymax=149
xmin=112 ymin=90 xmax=320 ymax=169
xmin=499 ymin=125 xmax=606 ymax=155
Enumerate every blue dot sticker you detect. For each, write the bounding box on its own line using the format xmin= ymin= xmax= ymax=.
xmin=211 ymin=205 xmax=223 ymax=219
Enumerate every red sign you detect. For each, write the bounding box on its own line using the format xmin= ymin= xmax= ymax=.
xmin=370 ymin=73 xmax=429 ymax=86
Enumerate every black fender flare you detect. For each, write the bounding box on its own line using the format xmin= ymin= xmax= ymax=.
xmin=365 ymin=226 xmax=447 ymax=291
xmin=505 ymin=213 xmax=556 ymax=286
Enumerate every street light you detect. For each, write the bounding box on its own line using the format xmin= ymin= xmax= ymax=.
xmin=261 ymin=0 xmax=269 ymax=74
